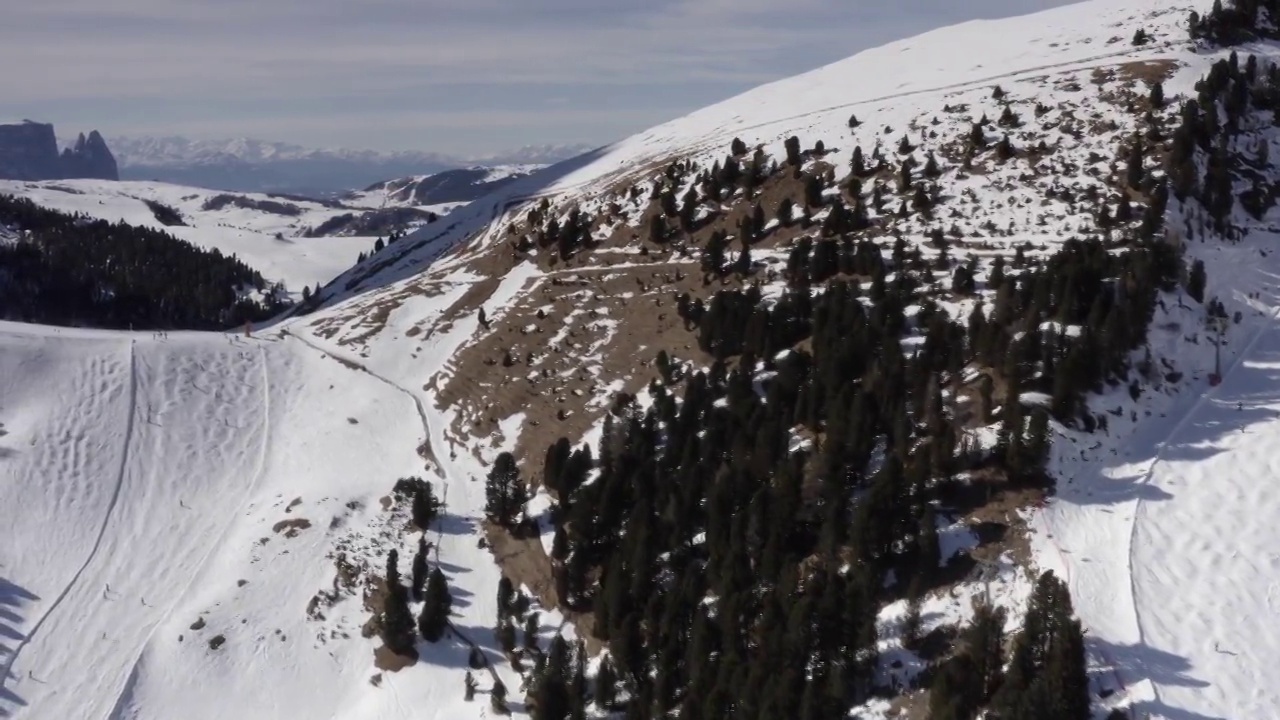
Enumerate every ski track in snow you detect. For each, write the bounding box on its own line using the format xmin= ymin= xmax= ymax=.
xmin=279 ymin=329 xmax=509 ymax=683
xmin=104 ymin=343 xmax=273 ymax=719
xmin=1125 ymin=327 xmax=1280 ymax=718
xmin=0 ymin=340 xmax=137 ymax=693
xmin=1118 ymin=292 xmax=1280 ymax=711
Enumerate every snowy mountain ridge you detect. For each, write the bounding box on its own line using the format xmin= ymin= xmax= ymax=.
xmin=106 ymin=136 xmax=594 ymax=170
xmin=5 ymin=1 xmax=1279 ymax=719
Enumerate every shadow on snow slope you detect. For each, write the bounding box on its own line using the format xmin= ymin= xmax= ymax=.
xmin=1043 ymin=260 xmax=1280 ymax=720
xmin=0 ymin=578 xmax=37 ymax=717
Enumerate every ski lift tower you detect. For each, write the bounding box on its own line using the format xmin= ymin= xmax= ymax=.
xmin=1208 ymin=312 xmax=1229 ymax=386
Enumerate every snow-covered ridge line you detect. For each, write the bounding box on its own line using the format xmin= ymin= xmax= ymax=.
xmin=105 ymin=135 xmax=594 ymax=169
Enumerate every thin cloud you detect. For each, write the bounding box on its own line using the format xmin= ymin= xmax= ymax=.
xmin=0 ymin=0 xmax=1076 ymax=153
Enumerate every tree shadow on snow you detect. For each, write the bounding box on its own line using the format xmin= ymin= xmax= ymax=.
xmin=1090 ymin=637 xmax=1228 ymax=720
xmin=432 ymin=559 xmax=473 ymax=576
xmin=436 ymin=512 xmax=477 ymax=537
xmin=0 ymin=577 xmax=39 ymax=718
xmin=1057 ymin=344 xmax=1280 ymax=509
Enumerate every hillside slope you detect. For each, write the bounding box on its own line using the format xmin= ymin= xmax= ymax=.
xmin=294 ymin=0 xmax=1275 ymax=717
xmin=344 ymin=166 xmax=544 ymax=211
xmin=4 ymin=1 xmax=1278 ymax=719
xmin=0 ymin=179 xmax=431 ymax=300
xmin=0 ymin=322 xmax=536 ymax=720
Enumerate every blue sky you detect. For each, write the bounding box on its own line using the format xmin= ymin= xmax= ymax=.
xmin=0 ymin=0 xmax=1074 ymax=155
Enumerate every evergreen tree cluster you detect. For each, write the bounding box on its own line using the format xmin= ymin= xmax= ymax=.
xmin=0 ymin=194 xmax=287 ymax=329
xmin=1190 ymin=0 xmax=1280 ymax=44
xmin=375 ymin=479 xmax=454 ymax=658
xmin=1166 ymin=50 xmax=1280 ymax=232
xmin=472 ymin=29 xmax=1280 ymax=712
xmin=500 ymin=110 xmax=1197 ymax=714
xmin=929 ymin=572 xmax=1089 ymax=720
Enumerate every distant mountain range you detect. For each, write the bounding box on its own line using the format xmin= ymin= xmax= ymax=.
xmin=101 ymin=135 xmax=595 ymax=196
xmin=343 ymin=165 xmax=543 ymax=208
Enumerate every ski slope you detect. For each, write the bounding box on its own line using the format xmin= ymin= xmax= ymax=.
xmin=0 ymin=318 xmax=532 ymax=720
xmin=1132 ymin=323 xmax=1280 ymax=717
xmin=1040 ymin=236 xmax=1280 ymax=720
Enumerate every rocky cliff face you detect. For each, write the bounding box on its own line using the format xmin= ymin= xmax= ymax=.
xmin=0 ymin=121 xmax=119 ymax=181
xmin=60 ymin=131 xmax=119 ymax=181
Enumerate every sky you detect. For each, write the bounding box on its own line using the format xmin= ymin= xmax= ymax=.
xmin=0 ymin=0 xmax=1076 ymax=156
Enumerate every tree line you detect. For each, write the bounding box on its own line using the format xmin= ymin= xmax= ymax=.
xmin=0 ymin=194 xmax=288 ymax=329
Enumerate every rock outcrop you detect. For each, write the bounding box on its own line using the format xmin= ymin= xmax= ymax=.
xmin=0 ymin=120 xmax=119 ymax=181
xmin=60 ymin=131 xmax=119 ymax=181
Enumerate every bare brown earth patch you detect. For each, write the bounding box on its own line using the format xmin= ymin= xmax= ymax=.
xmin=272 ymin=518 xmax=312 ymax=537
xmin=435 ymin=260 xmax=712 ymax=475
xmin=373 ymin=644 xmax=419 ymax=672
xmin=1110 ymin=58 xmax=1178 ymax=85
xmin=308 ymin=281 xmax=448 ymax=346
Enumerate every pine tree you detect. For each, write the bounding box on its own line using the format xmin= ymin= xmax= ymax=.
xmin=411 ymin=480 xmax=441 ymax=531
xmin=411 ymin=536 xmax=429 ymax=601
xmin=965 ymin=600 xmax=1007 ymax=701
xmin=496 ymin=616 xmax=517 ymax=654
xmin=533 ymin=635 xmax=573 ymax=720
xmin=418 ymin=567 xmax=452 ymax=642
xmin=992 ymin=572 xmax=1090 ymax=719
xmin=1188 ymin=259 xmax=1207 ymax=303
xmin=381 ymin=551 xmax=417 ymax=657
xmin=777 ymin=197 xmax=794 ymax=226
xmin=917 ymin=506 xmax=942 ymax=574
xmin=386 ymin=549 xmax=401 ymax=589
xmin=524 ymin=612 xmax=541 ymax=651
xmin=491 ymin=680 xmax=510 ymax=715
xmin=785 ymin=136 xmax=803 ymax=166
xmin=903 ymin=589 xmax=924 ymax=651
xmin=595 ymin=655 xmax=617 ymax=709
xmin=485 ymin=452 xmax=529 ymax=527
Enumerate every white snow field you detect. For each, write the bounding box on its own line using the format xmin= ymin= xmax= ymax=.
xmin=0 ymin=179 xmax=390 ymax=299
xmin=0 ymin=319 xmax=529 ymax=720
xmin=1038 ymin=229 xmax=1280 ymax=720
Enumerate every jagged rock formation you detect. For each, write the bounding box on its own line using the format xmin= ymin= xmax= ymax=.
xmin=59 ymin=131 xmax=118 ymax=181
xmin=0 ymin=121 xmax=119 ymax=181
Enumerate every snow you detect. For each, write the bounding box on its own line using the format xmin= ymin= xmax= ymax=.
xmin=107 ymin=135 xmax=591 ymax=170
xmin=4 ymin=0 xmax=1276 ymax=717
xmin=0 ymin=320 xmax=516 ymax=719
xmin=1035 ymin=231 xmax=1280 ymax=718
xmin=0 ymin=178 xmax=381 ymax=298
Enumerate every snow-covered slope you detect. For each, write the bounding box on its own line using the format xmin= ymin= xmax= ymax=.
xmin=3 ymin=1 xmax=1275 ymax=718
xmin=0 ymin=179 xmax=390 ymax=298
xmin=292 ymin=1 xmax=1278 ymax=717
xmin=343 ymin=165 xmax=544 ymax=212
xmin=0 ymin=320 xmax=539 ymax=719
